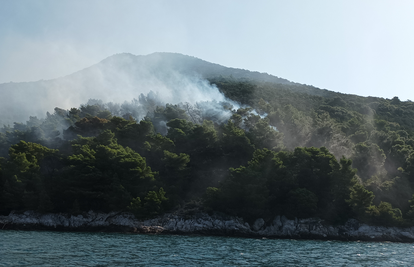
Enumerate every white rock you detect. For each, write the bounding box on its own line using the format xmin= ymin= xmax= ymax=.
xmin=252 ymin=218 xmax=265 ymax=232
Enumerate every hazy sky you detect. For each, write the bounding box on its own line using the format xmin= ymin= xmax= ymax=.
xmin=1 ymin=0 xmax=414 ymax=100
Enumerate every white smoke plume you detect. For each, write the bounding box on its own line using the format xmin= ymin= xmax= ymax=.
xmin=0 ymin=53 xmax=240 ymax=126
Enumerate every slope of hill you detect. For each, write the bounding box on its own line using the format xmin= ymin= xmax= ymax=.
xmin=0 ymin=52 xmax=332 ymax=126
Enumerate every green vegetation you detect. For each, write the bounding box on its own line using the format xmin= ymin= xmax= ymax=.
xmin=2 ymin=76 xmax=414 ymax=227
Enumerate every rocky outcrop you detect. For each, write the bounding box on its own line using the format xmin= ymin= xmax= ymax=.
xmin=2 ymin=210 xmax=414 ymax=242
xmin=0 ymin=210 xmax=140 ymax=232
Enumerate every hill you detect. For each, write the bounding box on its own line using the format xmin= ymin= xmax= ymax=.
xmin=1 ymin=52 xmax=414 ymax=227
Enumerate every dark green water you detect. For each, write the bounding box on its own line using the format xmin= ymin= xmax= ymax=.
xmin=0 ymin=231 xmax=413 ymax=266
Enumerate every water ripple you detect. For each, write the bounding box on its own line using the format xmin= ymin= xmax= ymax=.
xmin=1 ymin=231 xmax=414 ymax=266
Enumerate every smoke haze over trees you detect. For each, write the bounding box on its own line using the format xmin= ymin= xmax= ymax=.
xmin=1 ymin=52 xmax=414 ymax=227
xmin=0 ymin=53 xmax=292 ymax=126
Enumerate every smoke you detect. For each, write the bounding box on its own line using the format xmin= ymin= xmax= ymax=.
xmin=0 ymin=53 xmax=240 ymax=126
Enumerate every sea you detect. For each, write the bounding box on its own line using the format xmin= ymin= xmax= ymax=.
xmin=0 ymin=230 xmax=413 ymax=266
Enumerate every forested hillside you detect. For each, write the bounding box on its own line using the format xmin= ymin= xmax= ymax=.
xmin=1 ymin=53 xmax=414 ymax=227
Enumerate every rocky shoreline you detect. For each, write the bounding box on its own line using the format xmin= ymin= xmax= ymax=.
xmin=2 ymin=210 xmax=414 ymax=242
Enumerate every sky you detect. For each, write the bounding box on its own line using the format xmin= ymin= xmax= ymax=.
xmin=1 ymin=0 xmax=414 ymax=101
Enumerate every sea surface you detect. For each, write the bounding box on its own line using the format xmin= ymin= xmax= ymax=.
xmin=1 ymin=230 xmax=414 ymax=266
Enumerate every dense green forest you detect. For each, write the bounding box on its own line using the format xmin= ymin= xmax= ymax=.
xmin=2 ymin=76 xmax=414 ymax=227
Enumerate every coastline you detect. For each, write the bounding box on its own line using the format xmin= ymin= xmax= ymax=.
xmin=2 ymin=210 xmax=414 ymax=242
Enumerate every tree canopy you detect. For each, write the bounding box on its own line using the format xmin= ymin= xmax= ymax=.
xmin=1 ymin=76 xmax=414 ymax=227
